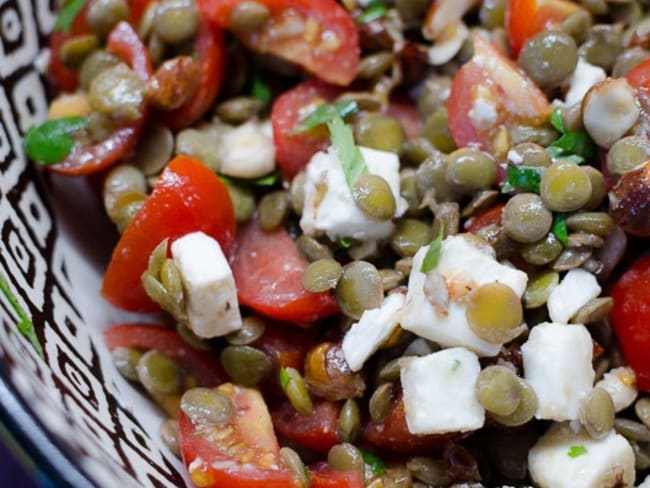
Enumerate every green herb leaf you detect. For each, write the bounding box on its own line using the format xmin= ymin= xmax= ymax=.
xmin=552 ymin=213 xmax=569 ymax=246
xmin=420 ymin=224 xmax=445 ymax=274
xmin=219 ymin=171 xmax=279 ymax=187
xmin=338 ymin=237 xmax=360 ymax=249
xmin=548 ymin=131 xmax=597 ymax=163
xmin=502 ymin=165 xmax=545 ymax=194
xmin=357 ymin=1 xmax=388 ymax=24
xmin=326 ymin=115 xmax=368 ymax=190
xmin=293 ymin=100 xmax=359 ymax=134
xmin=251 ymin=71 xmax=271 ymax=106
xmin=568 ymin=445 xmax=588 ymax=458
xmin=24 ymin=117 xmax=88 ymax=164
xmin=54 ymin=0 xmax=86 ymax=33
xmin=361 ymin=449 xmax=386 ymax=477
xmin=550 ymin=108 xmax=565 ymax=133
xmin=0 ymin=273 xmax=43 ymax=357
xmin=279 ymin=367 xmax=291 ymax=390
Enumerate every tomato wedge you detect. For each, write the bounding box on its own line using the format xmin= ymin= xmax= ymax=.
xmin=271 ymin=79 xmax=343 ymax=181
xmin=506 ymin=0 xmax=581 ymax=57
xmin=158 ymin=19 xmax=225 ymax=132
xmin=610 ymin=255 xmax=650 ymax=391
xmin=308 ymin=463 xmax=363 ymax=488
xmin=198 ymin=0 xmax=359 ymax=85
xmin=272 ymin=401 xmax=340 ymax=453
xmin=48 ymin=22 xmax=152 ymax=176
xmin=103 ymin=323 xmax=227 ymax=386
xmin=231 ymin=221 xmax=339 ymax=324
xmin=179 ymin=383 xmax=296 ymax=488
xmin=102 ymin=155 xmax=235 ymax=312
xmin=447 ymin=34 xmax=550 ymax=153
xmin=627 ymin=59 xmax=650 ymax=91
xmin=464 ymin=203 xmax=505 ymax=233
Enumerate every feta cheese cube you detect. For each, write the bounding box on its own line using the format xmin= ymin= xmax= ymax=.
xmin=528 ymin=422 xmax=634 ymax=488
xmin=300 ymin=146 xmax=408 ymax=242
xmin=401 ymin=347 xmax=484 ymax=435
xmin=547 ymin=268 xmax=601 ymax=324
xmin=342 ymin=292 xmax=405 ymax=372
xmin=564 ymin=58 xmax=607 ymax=107
xmin=219 ymin=120 xmax=276 ymax=179
xmin=171 ymin=231 xmax=242 ymax=338
xmin=522 ymin=322 xmax=595 ymax=421
xmin=400 ymin=234 xmax=528 ymax=357
xmin=638 ymin=475 xmax=650 ymax=488
xmin=595 ymin=367 xmax=638 ymax=413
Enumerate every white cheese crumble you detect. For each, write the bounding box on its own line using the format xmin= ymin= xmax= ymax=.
xmin=342 ymin=292 xmax=405 ymax=372
xmin=400 ymin=234 xmax=528 ymax=357
xmin=564 ymin=58 xmax=607 ymax=107
xmin=595 ymin=367 xmax=638 ymax=413
xmin=468 ymin=84 xmax=499 ymax=131
xmin=522 ymin=322 xmax=595 ymax=421
xmin=400 ymin=347 xmax=484 ymax=435
xmin=547 ymin=268 xmax=601 ymax=324
xmin=528 ymin=422 xmax=635 ymax=488
xmin=300 ymin=146 xmax=407 ymax=242
xmin=219 ymin=120 xmax=276 ymax=179
xmin=171 ymin=231 xmax=242 ymax=338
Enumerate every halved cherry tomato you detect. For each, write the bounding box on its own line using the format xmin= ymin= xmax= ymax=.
xmin=102 ymin=155 xmax=235 ymax=312
xmin=272 ymin=401 xmax=340 ymax=453
xmin=198 ymin=0 xmax=359 ymax=85
xmin=362 ymin=393 xmax=455 ymax=452
xmin=47 ymin=6 xmax=90 ymax=94
xmin=447 ymin=34 xmax=550 ymax=153
xmin=231 ymin=221 xmax=339 ymax=325
xmin=271 ymin=79 xmax=343 ymax=181
xmin=505 ymin=0 xmax=580 ymax=57
xmin=179 ymin=383 xmax=296 ymax=488
xmin=308 ymin=463 xmax=363 ymax=488
xmin=464 ymin=203 xmax=505 ymax=233
xmin=158 ymin=19 xmax=225 ymax=132
xmin=610 ymin=255 xmax=650 ymax=390
xmin=103 ymin=323 xmax=227 ymax=385
xmin=627 ymin=59 xmax=650 ymax=91
xmin=48 ymin=22 xmax=152 ymax=176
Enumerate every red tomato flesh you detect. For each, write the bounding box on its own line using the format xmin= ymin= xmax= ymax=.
xmin=179 ymin=383 xmax=296 ymax=488
xmin=308 ymin=463 xmax=364 ymax=488
xmin=103 ymin=323 xmax=227 ymax=386
xmin=231 ymin=221 xmax=339 ymax=325
xmin=610 ymin=255 xmax=650 ymax=391
xmin=102 ymin=155 xmax=235 ymax=312
xmin=272 ymin=401 xmax=340 ymax=454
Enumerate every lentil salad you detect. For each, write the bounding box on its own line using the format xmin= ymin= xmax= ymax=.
xmin=25 ymin=0 xmax=650 ymax=486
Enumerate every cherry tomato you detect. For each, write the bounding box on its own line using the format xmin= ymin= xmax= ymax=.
xmin=102 ymin=155 xmax=235 ymax=312
xmin=158 ymin=19 xmax=225 ymax=132
xmin=230 ymin=221 xmax=339 ymax=325
xmin=103 ymin=323 xmax=227 ymax=385
xmin=179 ymin=383 xmax=296 ymax=488
xmin=271 ymin=79 xmax=343 ymax=181
xmin=272 ymin=401 xmax=340 ymax=454
xmin=610 ymin=255 xmax=650 ymax=390
xmin=362 ymin=393 xmax=455 ymax=452
xmin=48 ymin=22 xmax=153 ymax=176
xmin=464 ymin=203 xmax=505 ymax=233
xmin=308 ymin=463 xmax=363 ymax=488
xmin=198 ymin=0 xmax=359 ymax=85
xmin=447 ymin=34 xmax=550 ymax=153
xmin=626 ymin=59 xmax=650 ymax=91
xmin=506 ymin=0 xmax=580 ymax=57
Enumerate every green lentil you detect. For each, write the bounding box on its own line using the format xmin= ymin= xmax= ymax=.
xmin=180 ymin=387 xmax=235 ymax=425
xmin=302 ymin=258 xmax=343 ymax=293
xmin=220 ymin=345 xmax=271 ymax=386
xmin=354 ymin=113 xmax=406 ymax=154
xmin=336 ymin=261 xmax=383 ymax=320
xmin=136 ymin=350 xmax=183 ymax=394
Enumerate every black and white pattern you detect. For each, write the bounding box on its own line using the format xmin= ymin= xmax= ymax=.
xmin=0 ymin=0 xmax=187 ymax=485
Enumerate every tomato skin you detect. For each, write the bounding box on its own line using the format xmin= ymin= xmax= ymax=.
xmin=272 ymin=401 xmax=340 ymax=453
xmin=271 ymin=79 xmax=343 ymax=181
xmin=199 ymin=0 xmax=359 ymax=85
xmin=308 ymin=463 xmax=363 ymax=488
xmin=103 ymin=323 xmax=227 ymax=385
xmin=48 ymin=22 xmax=153 ymax=176
xmin=610 ymin=255 xmax=650 ymax=390
xmin=464 ymin=203 xmax=505 ymax=233
xmin=627 ymin=59 xmax=650 ymax=91
xmin=231 ymin=221 xmax=339 ymax=324
xmin=158 ymin=20 xmax=225 ymax=131
xmin=179 ymin=383 xmax=296 ymax=488
xmin=102 ymin=155 xmax=235 ymax=312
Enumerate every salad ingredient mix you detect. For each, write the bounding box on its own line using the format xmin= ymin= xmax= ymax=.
xmin=25 ymin=0 xmax=650 ymax=486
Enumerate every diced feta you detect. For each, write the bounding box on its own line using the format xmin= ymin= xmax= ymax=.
xmin=300 ymin=146 xmax=408 ymax=242
xmin=564 ymin=58 xmax=607 ymax=107
xmin=522 ymin=322 xmax=595 ymax=421
xmin=219 ymin=120 xmax=276 ymax=179
xmin=528 ymin=422 xmax=635 ymax=488
xmin=547 ymin=269 xmax=601 ymax=324
xmin=171 ymin=232 xmax=242 ymax=338
xmin=638 ymin=475 xmax=650 ymax=488
xmin=342 ymin=292 xmax=405 ymax=372
xmin=468 ymin=84 xmax=499 ymax=131
xmin=400 ymin=347 xmax=484 ymax=435
xmin=595 ymin=367 xmax=638 ymax=413
xmin=400 ymin=234 xmax=528 ymax=357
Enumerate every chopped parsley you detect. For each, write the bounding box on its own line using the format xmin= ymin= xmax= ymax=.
xmin=338 ymin=237 xmax=360 ymax=249
xmin=501 ymin=165 xmax=545 ymax=194
xmin=357 ymin=1 xmax=388 ymax=24
xmin=250 ymin=70 xmax=272 ymax=107
xmin=292 ymin=100 xmax=359 ymax=134
xmin=420 ymin=224 xmax=445 ymax=274
xmin=361 ymin=449 xmax=386 ymax=477
xmin=326 ymin=115 xmax=368 ymax=191
xmin=54 ymin=0 xmax=86 ymax=33
xmin=24 ymin=117 xmax=88 ymax=164
xmin=552 ymin=213 xmax=569 ymax=246
xmin=279 ymin=367 xmax=291 ymax=390
xmin=546 ymin=108 xmax=598 ymax=164
xmin=568 ymin=445 xmax=588 ymax=458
